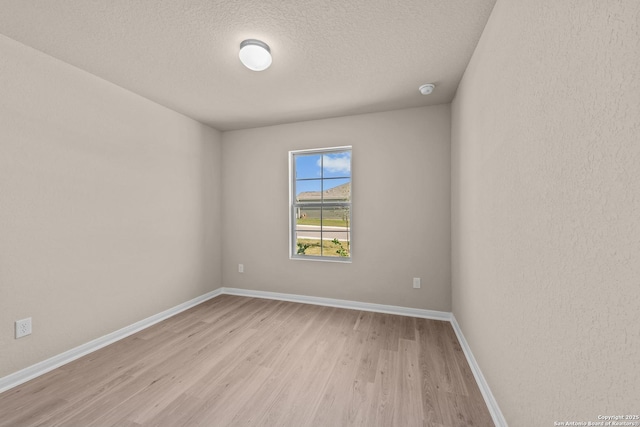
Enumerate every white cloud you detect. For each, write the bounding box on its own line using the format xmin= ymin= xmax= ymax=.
xmin=318 ymin=153 xmax=351 ymax=174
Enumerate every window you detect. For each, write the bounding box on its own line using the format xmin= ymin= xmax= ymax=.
xmin=289 ymin=146 xmax=352 ymax=261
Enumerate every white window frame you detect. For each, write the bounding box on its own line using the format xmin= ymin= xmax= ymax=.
xmin=289 ymin=146 xmax=352 ymax=262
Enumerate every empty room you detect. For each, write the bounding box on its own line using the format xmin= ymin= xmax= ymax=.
xmin=0 ymin=1 xmax=638 ymax=426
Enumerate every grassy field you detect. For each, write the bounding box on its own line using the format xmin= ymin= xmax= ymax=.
xmin=296 ymin=238 xmax=350 ymax=257
xmin=296 ymin=218 xmax=349 ymax=227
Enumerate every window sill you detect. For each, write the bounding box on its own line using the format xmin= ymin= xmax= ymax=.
xmin=289 ymin=255 xmax=352 ymax=264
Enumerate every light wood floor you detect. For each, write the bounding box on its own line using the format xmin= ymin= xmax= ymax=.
xmin=0 ymin=295 xmax=494 ymax=427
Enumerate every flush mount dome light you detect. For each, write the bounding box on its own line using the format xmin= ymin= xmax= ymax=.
xmin=239 ymin=39 xmax=272 ymax=71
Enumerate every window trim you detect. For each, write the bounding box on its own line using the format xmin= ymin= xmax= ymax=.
xmin=288 ymin=146 xmax=352 ymax=263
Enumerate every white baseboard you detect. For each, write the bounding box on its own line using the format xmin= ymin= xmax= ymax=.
xmin=221 ymin=287 xmax=452 ymax=321
xmin=0 ymin=286 xmax=506 ymax=427
xmin=451 ymin=314 xmax=507 ymax=427
xmin=0 ymin=288 xmax=223 ymax=394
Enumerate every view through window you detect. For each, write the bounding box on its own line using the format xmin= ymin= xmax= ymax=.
xmin=290 ymin=147 xmax=352 ymax=261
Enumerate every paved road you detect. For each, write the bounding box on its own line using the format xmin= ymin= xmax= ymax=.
xmin=296 ymin=224 xmax=350 ymax=241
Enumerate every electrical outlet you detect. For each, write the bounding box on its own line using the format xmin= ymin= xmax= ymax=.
xmin=15 ymin=317 xmax=32 ymax=339
xmin=413 ymin=278 xmax=421 ymax=289
xmin=238 ymin=264 xmax=244 ymax=273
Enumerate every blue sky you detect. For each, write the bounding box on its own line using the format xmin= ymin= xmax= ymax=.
xmin=295 ymin=151 xmax=351 ymax=195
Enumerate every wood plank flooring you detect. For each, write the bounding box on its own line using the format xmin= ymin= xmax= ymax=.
xmin=0 ymin=295 xmax=494 ymax=426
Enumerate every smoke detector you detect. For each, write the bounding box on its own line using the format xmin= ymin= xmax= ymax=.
xmin=419 ymin=84 xmax=435 ymax=95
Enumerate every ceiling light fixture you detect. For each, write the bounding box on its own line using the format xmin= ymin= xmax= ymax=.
xmin=239 ymin=39 xmax=272 ymax=71
xmin=419 ymin=84 xmax=435 ymax=95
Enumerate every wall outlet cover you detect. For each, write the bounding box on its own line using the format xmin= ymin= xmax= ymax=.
xmin=15 ymin=318 xmax=32 ymax=339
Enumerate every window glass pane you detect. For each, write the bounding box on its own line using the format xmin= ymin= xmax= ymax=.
xmin=322 ymin=235 xmax=350 ymax=258
xmin=295 ymin=205 xmax=322 ymax=225
xmin=295 ymin=154 xmax=322 ymax=179
xmin=295 ymin=179 xmax=322 ymax=202
xmin=322 ymin=178 xmax=351 ymax=202
xmin=295 ymin=231 xmax=322 ymax=256
xmin=322 ymin=152 xmax=351 ymax=178
xmin=296 ymin=178 xmax=351 ymax=204
xmin=321 ymin=206 xmax=351 ymax=229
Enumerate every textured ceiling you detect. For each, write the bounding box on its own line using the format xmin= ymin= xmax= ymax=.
xmin=0 ymin=0 xmax=496 ymax=131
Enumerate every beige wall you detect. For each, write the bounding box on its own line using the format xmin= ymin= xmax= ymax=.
xmin=452 ymin=0 xmax=640 ymax=424
xmin=0 ymin=35 xmax=222 ymax=378
xmin=222 ymin=106 xmax=451 ymax=311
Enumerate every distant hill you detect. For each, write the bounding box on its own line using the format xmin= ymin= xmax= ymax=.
xmin=297 ymin=182 xmax=350 ymax=201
